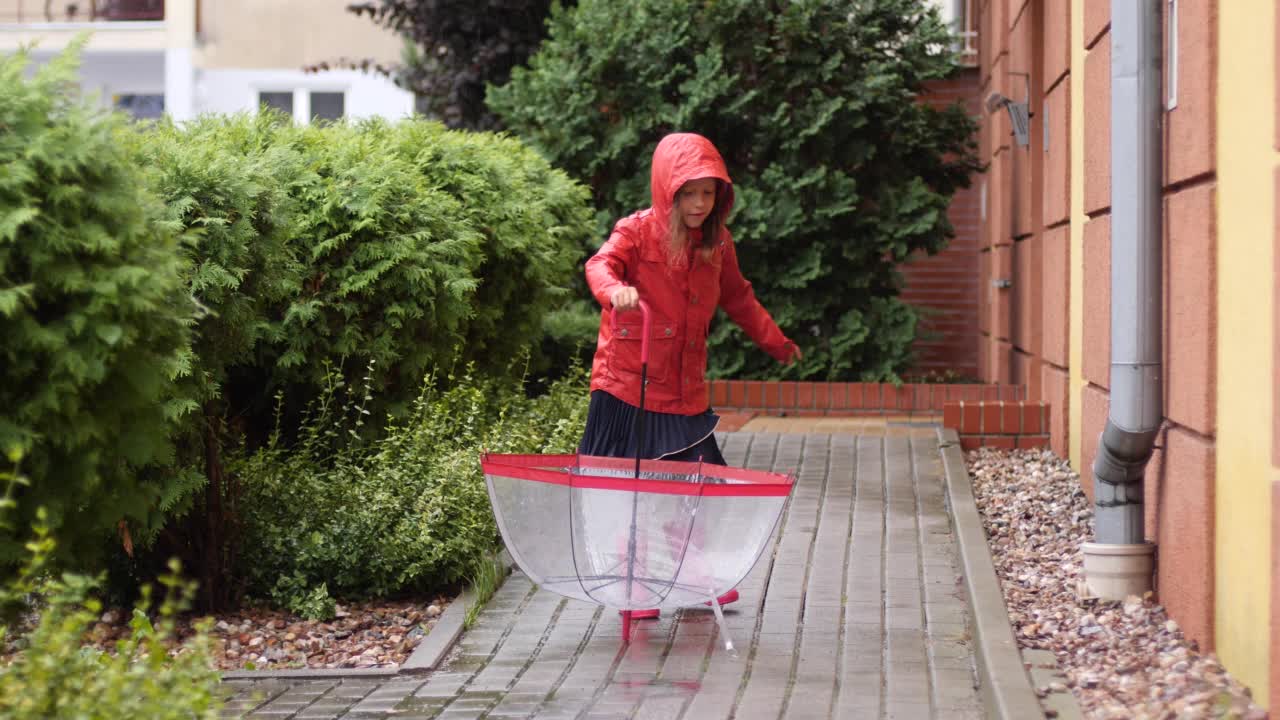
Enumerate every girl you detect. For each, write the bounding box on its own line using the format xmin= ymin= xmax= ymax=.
xmin=579 ymin=132 xmax=800 ymax=617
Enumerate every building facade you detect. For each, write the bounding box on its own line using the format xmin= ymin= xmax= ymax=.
xmin=971 ymin=0 xmax=1280 ymax=709
xmin=0 ymin=0 xmax=413 ymax=123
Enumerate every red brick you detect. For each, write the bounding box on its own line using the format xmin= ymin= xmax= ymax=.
xmin=846 ymin=382 xmax=863 ymax=410
xmin=724 ymin=381 xmax=742 ymax=408
xmin=1044 ymin=0 xmax=1070 ymax=89
xmin=942 ymin=399 xmax=962 ymax=427
xmin=1165 ymin=184 xmax=1217 ymax=436
xmin=1021 ymin=402 xmax=1044 ymax=434
xmin=960 ymin=435 xmax=983 ymax=452
xmin=779 ymin=382 xmax=796 ymax=409
xmin=1083 ymin=215 xmax=1111 ymax=389
xmin=1164 ymin=0 xmax=1215 ymax=187
xmin=763 ymin=382 xmax=781 ymax=410
xmin=961 ymin=402 xmax=982 ymax=434
xmin=1016 ymin=434 xmax=1049 ymax=449
xmin=1084 ymin=39 xmax=1111 ymax=214
xmin=994 ymin=340 xmax=1014 ymax=383
xmin=1044 ymin=81 xmax=1071 ymax=225
xmin=1085 ymin=0 xmax=1108 ymax=49
xmin=982 ymin=403 xmax=1002 ymax=435
xmin=745 ymin=381 xmax=764 ymax=409
xmin=985 ymin=436 xmax=1016 ymax=450
xmin=1151 ymin=426 xmax=1215 ymax=652
xmin=1081 ymin=383 xmax=1110 ymax=501
xmin=1001 ymin=401 xmax=1021 ymax=435
xmin=711 ymin=381 xmax=728 ymax=408
xmin=796 ymin=382 xmax=815 ymax=410
xmin=1042 ymin=365 xmax=1070 ymax=459
xmin=1042 ymin=225 xmax=1070 ymax=367
xmin=815 ymin=382 xmax=832 ymax=410
xmin=862 ymin=383 xmax=881 ymax=409
xmin=983 ymin=384 xmax=1001 ymax=401
xmin=913 ymin=384 xmax=931 ymax=411
xmin=931 ymin=388 xmax=949 ymax=411
xmin=890 ymin=381 xmax=911 ymax=409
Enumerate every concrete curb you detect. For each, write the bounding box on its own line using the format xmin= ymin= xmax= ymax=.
xmin=936 ymin=427 xmax=1047 ymax=720
xmin=399 ymin=548 xmax=515 ymax=675
xmin=221 ymin=667 xmax=397 ymax=680
xmin=397 ymin=586 xmax=476 ymax=675
xmin=221 ymin=550 xmax=514 ymax=682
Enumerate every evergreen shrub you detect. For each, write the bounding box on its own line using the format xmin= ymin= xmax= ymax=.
xmin=489 ymin=0 xmax=982 ymax=380
xmin=132 ymin=114 xmax=591 ymax=435
xmin=0 ymin=47 xmax=197 ymax=568
xmin=125 ymin=114 xmax=590 ymax=607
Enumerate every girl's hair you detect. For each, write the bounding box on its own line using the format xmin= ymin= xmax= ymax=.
xmin=667 ymin=178 xmax=729 ymax=268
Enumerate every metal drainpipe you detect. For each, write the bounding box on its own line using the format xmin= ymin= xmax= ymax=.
xmin=1081 ymin=0 xmax=1162 ymax=601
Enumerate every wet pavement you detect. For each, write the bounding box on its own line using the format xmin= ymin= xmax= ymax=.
xmin=221 ymin=429 xmax=984 ymax=719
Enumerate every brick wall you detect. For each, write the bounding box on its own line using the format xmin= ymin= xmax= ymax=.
xmin=709 ymin=379 xmax=1022 ymax=414
xmin=899 ymin=69 xmax=983 ymax=379
xmin=975 ymin=0 xmax=1220 ymax=661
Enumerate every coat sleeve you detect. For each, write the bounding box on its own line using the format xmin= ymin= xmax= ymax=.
xmin=717 ymin=235 xmax=797 ymax=363
xmin=585 ymin=225 xmax=638 ymax=309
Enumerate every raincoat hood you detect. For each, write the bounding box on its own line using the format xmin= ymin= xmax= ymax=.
xmin=650 ymin=133 xmax=735 ymax=230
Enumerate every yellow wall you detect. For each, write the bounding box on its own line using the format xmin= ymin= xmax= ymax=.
xmin=197 ymin=0 xmax=403 ymax=70
xmin=1216 ymin=0 xmax=1277 ymax=700
xmin=1067 ymin=0 xmax=1085 ymax=471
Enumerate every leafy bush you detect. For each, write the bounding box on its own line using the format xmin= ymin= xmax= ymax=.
xmin=489 ymin=0 xmax=982 ymax=381
xmin=0 ymin=509 xmax=221 ymax=720
xmin=129 ymin=114 xmax=590 ymax=430
xmin=119 ymin=114 xmax=590 ymax=607
xmin=235 ymin=361 xmax=589 ymax=610
xmin=0 ymin=46 xmax=197 ymax=569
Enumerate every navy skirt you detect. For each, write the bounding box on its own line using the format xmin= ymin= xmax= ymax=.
xmin=578 ymin=390 xmax=726 ymax=466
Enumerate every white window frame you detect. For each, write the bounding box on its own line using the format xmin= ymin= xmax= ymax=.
xmin=254 ymin=86 xmax=348 ymax=125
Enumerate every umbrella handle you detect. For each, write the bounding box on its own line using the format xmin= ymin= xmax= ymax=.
xmin=610 ymin=297 xmax=653 ymax=364
xmin=611 ymin=298 xmax=651 ymax=479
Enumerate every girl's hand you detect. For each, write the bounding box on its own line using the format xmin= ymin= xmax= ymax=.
xmin=783 ymin=342 xmax=802 ymax=365
xmin=611 ymin=286 xmax=640 ymax=311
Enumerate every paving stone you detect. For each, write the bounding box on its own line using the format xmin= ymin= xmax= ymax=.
xmin=216 ymin=431 xmax=991 ymax=720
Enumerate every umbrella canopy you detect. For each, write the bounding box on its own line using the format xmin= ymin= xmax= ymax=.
xmin=482 ymin=453 xmax=794 ymax=611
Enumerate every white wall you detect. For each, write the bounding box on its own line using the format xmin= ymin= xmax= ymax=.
xmin=195 ymin=67 xmax=413 ymax=123
xmin=24 ymin=48 xmax=164 ymax=108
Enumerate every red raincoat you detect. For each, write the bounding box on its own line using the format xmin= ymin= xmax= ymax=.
xmin=585 ymin=133 xmax=795 ymax=415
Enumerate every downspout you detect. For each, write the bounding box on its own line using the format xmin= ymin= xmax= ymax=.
xmin=1081 ymin=0 xmax=1162 ymax=600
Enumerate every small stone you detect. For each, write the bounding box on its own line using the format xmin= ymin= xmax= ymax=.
xmin=425 ymin=604 xmax=442 ymax=619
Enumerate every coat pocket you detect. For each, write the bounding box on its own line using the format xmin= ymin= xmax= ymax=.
xmin=606 ymin=313 xmax=678 ymax=386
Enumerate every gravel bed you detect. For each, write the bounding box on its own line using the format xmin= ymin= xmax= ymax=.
xmin=966 ymin=447 xmax=1265 ymax=719
xmin=3 ymin=595 xmax=453 ymax=672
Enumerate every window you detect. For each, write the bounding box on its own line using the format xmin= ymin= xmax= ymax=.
xmin=114 ymin=94 xmax=164 ymax=120
xmin=259 ymin=91 xmax=294 ymax=117
xmin=311 ymin=92 xmax=345 ymax=123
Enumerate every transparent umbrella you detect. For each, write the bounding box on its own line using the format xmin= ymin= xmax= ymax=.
xmin=481 ymin=302 xmax=794 ymax=651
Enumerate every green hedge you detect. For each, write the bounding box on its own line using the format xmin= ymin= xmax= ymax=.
xmin=489 ymin=0 xmax=981 ymax=381
xmin=131 ymin=113 xmax=591 ymax=439
xmin=0 ymin=47 xmax=197 ymax=568
xmin=2 ymin=45 xmax=594 ymax=604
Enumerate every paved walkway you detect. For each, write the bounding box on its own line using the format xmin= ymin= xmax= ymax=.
xmin=222 ymin=430 xmax=984 ymax=719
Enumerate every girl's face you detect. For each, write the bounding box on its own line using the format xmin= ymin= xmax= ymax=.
xmin=675 ymin=178 xmax=717 ymax=229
